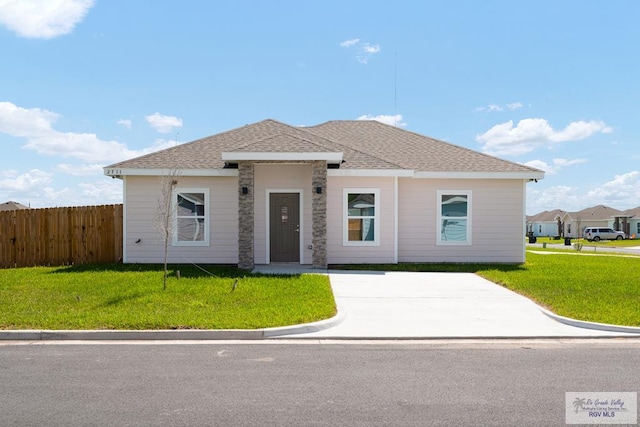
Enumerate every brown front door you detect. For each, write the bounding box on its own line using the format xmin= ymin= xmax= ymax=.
xmin=270 ymin=193 xmax=300 ymax=262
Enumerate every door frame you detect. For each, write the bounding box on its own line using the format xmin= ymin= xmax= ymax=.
xmin=265 ymin=189 xmax=304 ymax=264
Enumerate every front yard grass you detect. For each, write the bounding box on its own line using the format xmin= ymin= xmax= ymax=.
xmin=0 ymin=264 xmax=336 ymax=330
xmin=2 ymin=252 xmax=639 ymax=331
xmin=333 ymin=251 xmax=640 ymax=327
xmin=478 ymin=252 xmax=640 ymax=327
xmin=534 ymin=236 xmax=640 ymax=248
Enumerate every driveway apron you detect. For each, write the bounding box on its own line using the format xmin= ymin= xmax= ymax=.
xmin=293 ymin=271 xmax=635 ymax=338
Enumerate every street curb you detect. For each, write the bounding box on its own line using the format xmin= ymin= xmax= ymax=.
xmin=539 ymin=307 xmax=640 ymax=335
xmin=264 ymin=309 xmax=346 ymax=338
xmin=0 ymin=310 xmax=346 ymax=341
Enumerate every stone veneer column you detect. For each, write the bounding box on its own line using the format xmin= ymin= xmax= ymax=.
xmin=312 ymin=161 xmax=327 ymax=268
xmin=238 ymin=161 xmax=254 ymax=270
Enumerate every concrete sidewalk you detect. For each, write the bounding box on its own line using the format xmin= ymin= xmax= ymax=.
xmin=279 ymin=270 xmax=640 ymax=339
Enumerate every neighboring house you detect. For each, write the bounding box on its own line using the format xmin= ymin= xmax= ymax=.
xmin=104 ymin=119 xmax=544 ymax=268
xmin=526 ymin=209 xmax=565 ymax=237
xmin=555 ymin=205 xmax=623 ymax=238
xmin=0 ymin=201 xmax=29 ymax=211
xmin=614 ymin=206 xmax=640 ymax=239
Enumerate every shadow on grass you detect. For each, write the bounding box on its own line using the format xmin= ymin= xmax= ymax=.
xmin=48 ymin=263 xmax=303 ymax=279
xmin=103 ymin=292 xmax=145 ymax=306
xmin=45 ymin=262 xmax=524 ymax=277
xmin=329 ymin=263 xmax=528 ymax=274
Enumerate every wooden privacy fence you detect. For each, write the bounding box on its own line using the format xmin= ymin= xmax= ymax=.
xmin=0 ymin=204 xmax=123 ymax=268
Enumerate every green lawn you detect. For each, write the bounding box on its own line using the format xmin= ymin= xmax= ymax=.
xmin=0 ymin=264 xmax=336 ymax=330
xmin=2 ymin=252 xmax=639 ymax=331
xmin=478 ymin=252 xmax=640 ymax=326
xmin=533 ymin=236 xmax=640 ymax=248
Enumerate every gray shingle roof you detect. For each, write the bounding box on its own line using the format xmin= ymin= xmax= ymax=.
xmin=0 ymin=201 xmax=29 ymax=211
xmin=619 ymin=206 xmax=640 ymax=217
xmin=526 ymin=209 xmax=565 ymax=222
xmin=572 ymin=205 xmax=623 ymax=219
xmin=106 ymin=119 xmax=542 ymax=175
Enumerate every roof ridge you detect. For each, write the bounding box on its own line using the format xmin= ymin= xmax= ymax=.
xmin=231 ymin=129 xmax=341 ymax=153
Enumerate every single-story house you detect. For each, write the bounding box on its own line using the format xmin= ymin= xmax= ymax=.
xmin=555 ymin=205 xmax=623 ymax=238
xmin=104 ymin=119 xmax=544 ymax=268
xmin=526 ymin=209 xmax=565 ymax=237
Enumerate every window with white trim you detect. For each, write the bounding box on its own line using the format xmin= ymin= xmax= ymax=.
xmin=174 ymin=189 xmax=209 ymax=246
xmin=437 ymin=190 xmax=471 ymax=245
xmin=344 ymin=189 xmax=379 ymax=246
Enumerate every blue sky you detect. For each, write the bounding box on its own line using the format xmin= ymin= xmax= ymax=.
xmin=1 ymin=0 xmax=638 ymax=215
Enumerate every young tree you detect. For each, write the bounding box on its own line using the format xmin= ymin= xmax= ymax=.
xmin=154 ymin=169 xmax=179 ymax=290
xmin=574 ymin=217 xmax=583 ymax=251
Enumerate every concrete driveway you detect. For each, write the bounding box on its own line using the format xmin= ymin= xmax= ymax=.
xmin=283 ymin=270 xmax=639 ymax=339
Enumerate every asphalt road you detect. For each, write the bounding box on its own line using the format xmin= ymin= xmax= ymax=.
xmin=1 ymin=339 xmax=639 ymax=426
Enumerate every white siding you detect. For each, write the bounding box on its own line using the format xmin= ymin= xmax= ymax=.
xmin=530 ymin=222 xmax=559 ymax=237
xmin=124 ymin=176 xmax=238 ymax=264
xmin=326 ymin=176 xmax=396 ymax=264
xmin=397 ymin=178 xmax=526 ymax=263
xmin=123 ymin=172 xmax=530 ymax=265
xmin=253 ymin=164 xmax=313 ymax=264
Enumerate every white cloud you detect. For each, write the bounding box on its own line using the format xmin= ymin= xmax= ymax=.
xmin=0 ymin=168 xmax=52 ymax=191
xmin=523 ymin=158 xmax=587 ymax=175
xmin=527 ymin=185 xmax=581 ymax=213
xmin=24 ymin=132 xmax=137 ymax=163
xmin=0 ymin=101 xmax=173 ymax=164
xmin=78 ymin=180 xmax=122 ymax=202
xmin=0 ymin=168 xmax=123 ymax=207
xmin=117 ymin=119 xmax=132 ymax=130
xmin=145 ymin=112 xmax=183 ymax=133
xmin=475 ymin=102 xmax=523 ymax=112
xmin=362 ymin=43 xmax=380 ymax=54
xmin=0 ymin=0 xmax=94 ymax=39
xmin=527 ymin=170 xmax=640 ymax=213
xmin=340 ymin=38 xmax=360 ymax=48
xmin=56 ymin=163 xmax=104 ymax=176
xmin=549 ymin=120 xmax=612 ymax=142
xmin=477 ymin=118 xmax=612 ymax=156
xmin=585 ymin=171 xmax=640 ymax=208
xmin=357 ymin=114 xmax=406 ymax=127
xmin=0 ymin=101 xmax=57 ymax=137
xmin=340 ymin=38 xmax=381 ymax=64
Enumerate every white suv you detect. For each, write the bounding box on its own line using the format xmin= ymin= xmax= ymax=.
xmin=583 ymin=227 xmax=626 ymax=241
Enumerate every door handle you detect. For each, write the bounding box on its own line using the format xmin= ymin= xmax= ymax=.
xmin=295 ymin=225 xmax=300 ymax=233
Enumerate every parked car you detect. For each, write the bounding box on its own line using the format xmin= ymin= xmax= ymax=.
xmin=583 ymin=227 xmax=626 ymax=241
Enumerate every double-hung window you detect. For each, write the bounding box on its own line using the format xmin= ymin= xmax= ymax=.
xmin=437 ymin=190 xmax=471 ymax=245
xmin=174 ymin=188 xmax=209 ymax=246
xmin=344 ymin=189 xmax=379 ymax=246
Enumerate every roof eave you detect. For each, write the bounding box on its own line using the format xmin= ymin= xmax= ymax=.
xmin=413 ymin=171 xmax=545 ymax=180
xmin=103 ymin=167 xmax=239 ymax=178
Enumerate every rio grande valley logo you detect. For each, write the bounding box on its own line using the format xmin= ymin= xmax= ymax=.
xmin=566 ymin=392 xmax=637 ymax=425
